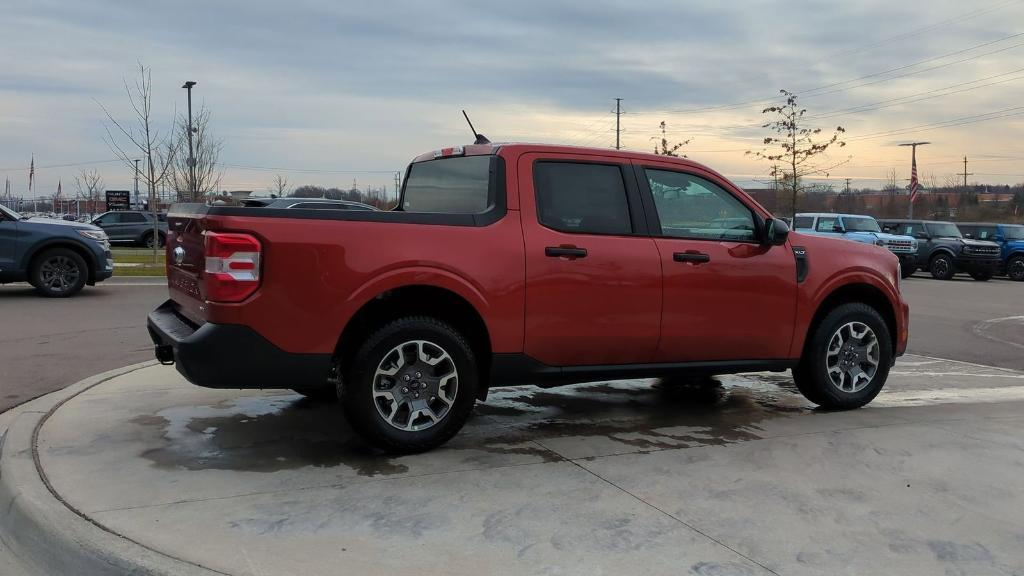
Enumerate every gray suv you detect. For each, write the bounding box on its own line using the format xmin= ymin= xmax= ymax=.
xmin=91 ymin=210 xmax=168 ymax=248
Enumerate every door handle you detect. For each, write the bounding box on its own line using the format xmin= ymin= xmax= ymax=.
xmin=673 ymin=251 xmax=710 ymax=264
xmin=545 ymin=246 xmax=588 ymax=259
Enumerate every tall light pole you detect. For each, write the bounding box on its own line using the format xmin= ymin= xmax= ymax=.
xmin=182 ymin=81 xmax=197 ymax=201
xmin=899 ymin=142 xmax=929 ymax=218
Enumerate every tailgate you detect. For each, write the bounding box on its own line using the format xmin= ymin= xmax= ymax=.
xmin=165 ymin=207 xmax=209 ymax=324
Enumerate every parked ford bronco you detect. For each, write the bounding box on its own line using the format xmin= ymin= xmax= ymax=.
xmin=0 ymin=204 xmax=114 ymax=297
xmin=149 ymin=143 xmax=909 ymax=452
xmin=878 ymin=219 xmax=1001 ymax=281
xmin=794 ymin=213 xmax=918 ymax=278
xmin=956 ymin=222 xmax=1024 ymax=281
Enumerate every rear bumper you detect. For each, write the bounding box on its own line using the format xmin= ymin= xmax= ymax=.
xmin=146 ymin=299 xmax=333 ymax=389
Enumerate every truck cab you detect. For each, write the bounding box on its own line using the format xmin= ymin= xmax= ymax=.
xmin=956 ymin=222 xmax=1024 ymax=281
xmin=794 ymin=213 xmax=917 ymax=278
xmin=878 ymin=219 xmax=1001 ymax=281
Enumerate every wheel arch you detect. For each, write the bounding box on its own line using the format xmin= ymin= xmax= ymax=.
xmin=22 ymin=239 xmax=98 ymax=283
xmin=335 ymin=284 xmax=493 ymax=399
xmin=802 ymin=282 xmax=898 ymax=359
xmin=927 ymin=247 xmax=956 ymax=262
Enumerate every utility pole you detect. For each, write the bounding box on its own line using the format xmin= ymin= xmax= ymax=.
xmin=614 ymin=98 xmax=622 ymax=150
xmin=182 ymin=81 xmax=197 ymax=201
xmin=957 ymin=155 xmax=973 ymax=189
xmin=898 ymin=142 xmax=930 ymax=218
xmin=844 ymin=178 xmax=852 ymax=194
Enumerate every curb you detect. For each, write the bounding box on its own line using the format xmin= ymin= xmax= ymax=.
xmin=0 ymin=362 xmax=221 ymax=576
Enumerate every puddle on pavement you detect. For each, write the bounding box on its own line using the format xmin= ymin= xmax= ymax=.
xmin=132 ymin=372 xmax=813 ymax=476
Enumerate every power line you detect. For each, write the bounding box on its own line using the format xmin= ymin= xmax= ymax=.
xmin=220 ymin=163 xmax=398 ymax=174
xmin=0 ymin=159 xmax=121 ymax=172
xmin=847 ymin=105 xmax=1024 ymax=141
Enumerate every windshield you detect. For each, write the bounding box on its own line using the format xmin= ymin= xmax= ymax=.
xmin=926 ymin=222 xmax=962 ymax=238
xmin=0 ymin=204 xmax=24 ymax=220
xmin=843 ymin=217 xmax=881 ymax=233
xmin=402 ymin=156 xmax=493 ymax=213
xmin=1004 ymin=225 xmax=1024 ymax=240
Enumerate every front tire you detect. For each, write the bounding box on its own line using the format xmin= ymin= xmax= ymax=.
xmin=30 ymin=248 xmax=88 ymax=298
xmin=929 ymin=253 xmax=955 ymax=280
xmin=1007 ymin=256 xmax=1024 ymax=282
xmin=793 ymin=303 xmax=892 ymax=409
xmin=341 ymin=316 xmax=477 ymax=453
xmin=900 ymin=265 xmax=916 ymax=279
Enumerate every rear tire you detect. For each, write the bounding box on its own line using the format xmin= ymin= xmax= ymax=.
xmin=30 ymin=248 xmax=88 ymax=298
xmin=341 ymin=316 xmax=477 ymax=453
xmin=969 ymin=270 xmax=992 ymax=281
xmin=143 ymin=232 xmax=165 ymax=249
xmin=793 ymin=302 xmax=892 ymax=409
xmin=1008 ymin=256 xmax=1024 ymax=282
xmin=929 ymin=253 xmax=955 ymax=280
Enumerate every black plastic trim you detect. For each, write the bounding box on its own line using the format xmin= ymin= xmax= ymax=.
xmin=792 ymin=245 xmax=809 ymax=283
xmin=147 ymin=300 xmax=333 ymax=390
xmin=489 ymin=353 xmax=796 ymax=389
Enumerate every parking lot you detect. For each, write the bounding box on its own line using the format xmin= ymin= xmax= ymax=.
xmin=2 ymin=273 xmax=1024 ymax=575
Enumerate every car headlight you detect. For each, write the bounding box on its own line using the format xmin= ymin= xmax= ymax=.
xmin=875 ymin=238 xmax=886 ymax=246
xmin=77 ymin=229 xmax=108 ymax=242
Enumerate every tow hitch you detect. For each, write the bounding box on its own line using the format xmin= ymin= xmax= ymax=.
xmin=155 ymin=345 xmax=175 ymax=365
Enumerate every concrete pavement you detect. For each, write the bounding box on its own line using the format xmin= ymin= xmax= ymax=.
xmin=3 ymin=356 xmax=1023 ymax=575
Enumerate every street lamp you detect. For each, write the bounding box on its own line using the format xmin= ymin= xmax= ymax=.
xmin=182 ymin=81 xmax=197 ymax=201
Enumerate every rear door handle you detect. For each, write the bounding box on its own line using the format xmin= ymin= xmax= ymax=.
xmin=545 ymin=246 xmax=588 ymax=259
xmin=673 ymin=251 xmax=710 ymax=264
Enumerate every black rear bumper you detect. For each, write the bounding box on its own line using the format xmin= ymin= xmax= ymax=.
xmin=147 ymin=300 xmax=333 ymax=390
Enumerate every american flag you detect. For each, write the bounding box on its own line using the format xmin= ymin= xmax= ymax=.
xmin=28 ymin=155 xmax=34 ymax=192
xmin=909 ymin=149 xmax=920 ymax=204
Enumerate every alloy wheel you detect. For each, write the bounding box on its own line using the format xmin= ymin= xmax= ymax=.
xmin=825 ymin=321 xmax=880 ymax=393
xmin=371 ymin=340 xmax=458 ymax=432
xmin=39 ymin=256 xmax=81 ymax=294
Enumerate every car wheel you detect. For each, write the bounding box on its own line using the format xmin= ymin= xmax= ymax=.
xmin=969 ymin=270 xmax=992 ymax=281
xmin=929 ymin=253 xmax=955 ymax=280
xmin=793 ymin=302 xmax=892 ymax=409
xmin=900 ymin=265 xmax=916 ymax=279
xmin=30 ymin=248 xmax=88 ymax=298
xmin=1008 ymin=256 xmax=1024 ymax=282
xmin=143 ymin=232 xmax=165 ymax=249
xmin=341 ymin=316 xmax=477 ymax=453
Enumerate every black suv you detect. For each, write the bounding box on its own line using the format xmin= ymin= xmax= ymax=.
xmin=879 ymin=219 xmax=1001 ymax=281
xmin=91 ymin=210 xmax=168 ymax=247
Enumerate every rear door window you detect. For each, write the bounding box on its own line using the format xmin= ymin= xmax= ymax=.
xmin=534 ymin=162 xmax=632 ymax=235
xmin=121 ymin=212 xmax=147 ymax=223
xmin=793 ymin=216 xmax=814 ymax=229
xmin=402 ymin=156 xmax=493 ymax=213
xmin=816 ymin=217 xmax=838 ymax=232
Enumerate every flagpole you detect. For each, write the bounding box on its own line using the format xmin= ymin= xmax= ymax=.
xmin=899 ymin=142 xmax=930 ymax=219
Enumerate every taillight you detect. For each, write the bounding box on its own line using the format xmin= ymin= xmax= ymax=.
xmin=204 ymin=232 xmax=261 ymax=302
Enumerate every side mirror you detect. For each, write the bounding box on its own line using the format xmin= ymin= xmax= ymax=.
xmin=763 ymin=217 xmax=790 ymax=247
xmin=963 ymin=233 xmax=974 ymax=239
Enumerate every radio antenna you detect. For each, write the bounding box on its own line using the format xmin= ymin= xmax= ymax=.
xmin=462 ymin=110 xmax=491 ymax=145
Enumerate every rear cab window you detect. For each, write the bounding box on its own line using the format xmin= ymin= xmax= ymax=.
xmin=402 ymin=155 xmax=494 ymax=214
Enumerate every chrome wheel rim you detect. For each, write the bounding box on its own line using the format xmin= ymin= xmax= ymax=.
xmin=39 ymin=256 xmax=80 ymax=293
xmin=372 ymin=340 xmax=458 ymax=432
xmin=825 ymin=321 xmax=880 ymax=393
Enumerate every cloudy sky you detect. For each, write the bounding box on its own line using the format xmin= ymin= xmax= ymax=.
xmin=3 ymin=0 xmax=1024 ymax=200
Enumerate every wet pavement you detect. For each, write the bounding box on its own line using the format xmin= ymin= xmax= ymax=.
xmin=16 ymin=356 xmax=1024 ymax=575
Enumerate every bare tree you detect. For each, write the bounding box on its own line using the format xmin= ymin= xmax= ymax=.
xmin=167 ymin=106 xmax=223 ymax=201
xmin=271 ymin=174 xmax=290 ymax=197
xmin=74 ymin=169 xmax=104 ymax=219
xmin=748 ymin=90 xmax=848 ymax=220
xmin=651 ymin=121 xmax=690 ymax=157
xmin=98 ymin=63 xmax=173 ymax=261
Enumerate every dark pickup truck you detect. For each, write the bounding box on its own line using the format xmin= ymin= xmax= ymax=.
xmin=0 ymin=204 xmax=113 ymax=296
xmin=879 ymin=219 xmax=1001 ymax=281
xmin=150 ymin=143 xmax=909 ymax=452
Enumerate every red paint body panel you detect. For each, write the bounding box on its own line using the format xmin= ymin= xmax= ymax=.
xmin=164 ymin=142 xmax=908 ymax=371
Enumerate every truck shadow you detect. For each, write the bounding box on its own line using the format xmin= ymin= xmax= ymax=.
xmin=132 ymin=374 xmax=812 ymax=477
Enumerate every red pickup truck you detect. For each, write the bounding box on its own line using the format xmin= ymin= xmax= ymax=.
xmin=148 ymin=143 xmax=909 ymax=452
